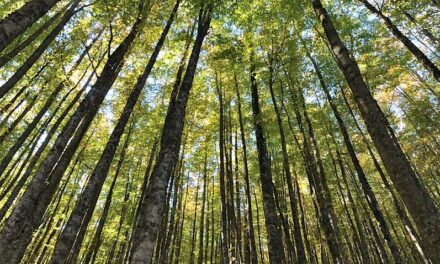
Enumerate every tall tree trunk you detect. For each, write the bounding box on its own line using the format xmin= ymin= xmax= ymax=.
xmin=307 ymin=52 xmax=402 ymax=263
xmin=225 ymin=106 xmax=238 ymax=263
xmin=129 ymin=6 xmax=212 ymax=263
xmin=0 ymin=0 xmax=61 ymax=52
xmin=253 ymin=186 xmax=266 ymax=264
xmin=189 ymin=178 xmax=200 ymax=264
xmin=311 ymin=0 xmax=440 ymax=261
xmin=0 ymin=3 xmax=67 ymax=67
xmin=359 ymin=0 xmax=440 ymax=81
xmin=250 ymin=56 xmax=286 ymax=264
xmin=197 ymin=153 xmax=208 ymax=264
xmin=83 ymin=128 xmax=132 ymax=264
xmin=216 ymin=71 xmax=230 ymax=264
xmin=234 ymin=131 xmax=243 ymax=263
xmin=0 ymin=0 xmax=81 ymax=99
xmin=0 ymin=68 xmax=92 ymax=221
xmin=234 ymin=74 xmax=258 ymax=264
xmin=50 ymin=2 xmax=178 ymax=262
xmin=285 ymin=70 xmax=345 ymax=263
xmin=0 ymin=10 xmax=144 ymax=263
xmin=0 ymin=37 xmax=94 ymax=175
xmin=267 ymin=57 xmax=307 ymax=264
xmin=125 ymin=139 xmax=158 ymax=263
xmin=403 ymin=11 xmax=440 ymax=47
xmin=0 ymin=61 xmax=47 ymax=116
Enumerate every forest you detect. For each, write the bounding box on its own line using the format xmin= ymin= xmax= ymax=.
xmin=0 ymin=0 xmax=439 ymax=263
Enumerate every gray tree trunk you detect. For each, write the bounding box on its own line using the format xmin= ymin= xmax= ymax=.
xmin=129 ymin=6 xmax=212 ymax=263
xmin=311 ymin=0 xmax=440 ymax=262
xmin=0 ymin=0 xmax=60 ymax=52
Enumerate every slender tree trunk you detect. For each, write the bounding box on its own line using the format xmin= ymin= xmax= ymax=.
xmin=253 ymin=186 xmax=265 ymax=264
xmin=0 ymin=3 xmax=67 ymax=67
xmin=403 ymin=11 xmax=440 ymax=47
xmin=267 ymin=59 xmax=306 ymax=264
xmin=359 ymin=0 xmax=440 ymax=81
xmin=197 ymin=153 xmax=208 ymax=264
xmin=82 ymin=122 xmax=134 ymax=264
xmin=250 ymin=57 xmax=286 ymax=264
xmin=0 ymin=11 xmax=144 ymax=263
xmin=50 ymin=3 xmax=178 ymax=262
xmin=225 ymin=106 xmax=238 ymax=263
xmin=216 ymin=72 xmax=230 ymax=264
xmin=0 ymin=0 xmax=81 ymax=99
xmin=285 ymin=71 xmax=345 ymax=263
xmin=0 ymin=61 xmax=47 ymax=116
xmin=0 ymin=0 xmax=61 ymax=52
xmin=307 ymin=52 xmax=402 ymax=263
xmin=234 ymin=73 xmax=258 ymax=264
xmin=234 ymin=131 xmax=243 ymax=263
xmin=311 ymin=1 xmax=440 ymax=261
xmin=189 ymin=178 xmax=200 ymax=264
xmin=129 ymin=7 xmax=212 ymax=263
xmin=125 ymin=139 xmax=158 ymax=263
xmin=0 ymin=37 xmax=94 ymax=175
xmin=0 ymin=91 xmax=42 ymax=141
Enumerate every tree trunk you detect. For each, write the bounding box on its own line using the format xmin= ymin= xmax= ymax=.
xmin=216 ymin=71 xmax=230 ymax=264
xmin=0 ymin=3 xmax=67 ymax=67
xmin=0 ymin=0 xmax=61 ymax=52
xmin=0 ymin=37 xmax=94 ymax=175
xmin=307 ymin=52 xmax=402 ymax=263
xmin=0 ymin=0 xmax=81 ymax=99
xmin=197 ymin=153 xmax=208 ymax=264
xmin=0 ymin=11 xmax=143 ymax=263
xmin=403 ymin=11 xmax=440 ymax=47
xmin=250 ymin=57 xmax=286 ymax=264
xmin=234 ymin=73 xmax=258 ymax=264
xmin=129 ymin=6 xmax=211 ymax=263
xmin=50 ymin=2 xmax=178 ymax=262
xmin=267 ymin=58 xmax=307 ymax=264
xmin=359 ymin=0 xmax=440 ymax=81
xmin=311 ymin=0 xmax=440 ymax=261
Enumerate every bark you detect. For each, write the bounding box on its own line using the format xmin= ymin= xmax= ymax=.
xmin=197 ymin=154 xmax=208 ymax=264
xmin=250 ymin=57 xmax=286 ymax=264
xmin=83 ymin=123 xmax=133 ymax=264
xmin=0 ymin=12 xmax=143 ymax=264
xmin=50 ymin=2 xmax=178 ymax=262
xmin=359 ymin=0 xmax=440 ymax=81
xmin=129 ymin=6 xmax=212 ymax=263
xmin=0 ymin=0 xmax=60 ymax=52
xmin=0 ymin=92 xmax=39 ymax=143
xmin=0 ymin=38 xmax=94 ymax=175
xmin=0 ymin=0 xmax=81 ymax=99
xmin=307 ymin=52 xmax=402 ymax=263
xmin=216 ymin=72 xmax=230 ymax=264
xmin=0 ymin=61 xmax=47 ymax=116
xmin=0 ymin=3 xmax=67 ymax=67
xmin=267 ymin=58 xmax=306 ymax=264
xmin=285 ymin=70 xmax=345 ymax=263
xmin=403 ymin=11 xmax=440 ymax=47
xmin=311 ymin=0 xmax=440 ymax=261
